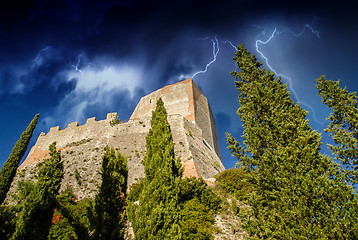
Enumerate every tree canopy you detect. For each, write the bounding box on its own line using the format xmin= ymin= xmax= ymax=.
xmin=316 ymin=75 xmax=358 ymax=184
xmin=227 ymin=44 xmax=358 ymax=239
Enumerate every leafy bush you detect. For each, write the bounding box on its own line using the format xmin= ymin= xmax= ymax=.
xmin=48 ymin=186 xmax=92 ymax=240
xmin=215 ymin=168 xmax=253 ymax=201
xmin=74 ymin=168 xmax=81 ymax=186
xmin=180 ymin=198 xmax=215 ymax=240
xmin=0 ymin=206 xmax=17 ymax=239
xmin=231 ymin=198 xmax=239 ymax=215
xmin=109 ymin=114 xmax=124 ymax=126
xmin=48 ymin=211 xmax=77 ymax=240
xmin=127 ymin=178 xmax=144 ymax=202
xmin=179 ymin=177 xmax=221 ymax=211
xmin=179 ymin=177 xmax=221 ymax=240
xmin=13 ymin=180 xmax=35 ymax=206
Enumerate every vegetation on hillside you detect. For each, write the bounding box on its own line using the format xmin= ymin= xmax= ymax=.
xmin=178 ymin=177 xmax=221 ymax=240
xmin=0 ymin=141 xmax=129 ymax=239
xmin=215 ymin=167 xmax=253 ymax=201
xmin=11 ymin=142 xmax=63 ymax=240
xmin=48 ymin=186 xmax=92 ymax=240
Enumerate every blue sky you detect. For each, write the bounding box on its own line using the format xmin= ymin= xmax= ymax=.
xmin=0 ymin=0 xmax=357 ymax=169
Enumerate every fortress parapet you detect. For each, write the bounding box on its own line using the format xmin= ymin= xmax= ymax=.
xmin=106 ymin=112 xmax=117 ymax=120
xmin=49 ymin=126 xmax=60 ymax=133
xmin=37 ymin=112 xmax=120 ymax=140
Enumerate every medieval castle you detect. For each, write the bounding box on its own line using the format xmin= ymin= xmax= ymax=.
xmin=12 ymin=78 xmax=225 ymax=200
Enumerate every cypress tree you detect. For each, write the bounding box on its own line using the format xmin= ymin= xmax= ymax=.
xmin=0 ymin=114 xmax=39 ymax=205
xmin=128 ymin=98 xmax=183 ymax=240
xmin=227 ymin=44 xmax=358 ymax=239
xmin=11 ymin=142 xmax=63 ymax=240
xmin=316 ymin=75 xmax=358 ymax=183
xmin=93 ymin=146 xmax=128 ymax=240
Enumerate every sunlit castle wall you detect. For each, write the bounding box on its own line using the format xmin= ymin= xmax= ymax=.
xmin=131 ymin=78 xmax=221 ymax=159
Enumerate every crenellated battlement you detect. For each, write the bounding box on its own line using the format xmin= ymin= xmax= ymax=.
xmin=45 ymin=112 xmax=117 ymax=134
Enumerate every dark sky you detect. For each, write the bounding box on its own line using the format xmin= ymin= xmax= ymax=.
xmin=1 ymin=0 xmax=357 ymax=169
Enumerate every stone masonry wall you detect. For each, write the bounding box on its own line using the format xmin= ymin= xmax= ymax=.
xmin=8 ymin=112 xmax=224 ymax=202
xmin=7 ymin=78 xmax=225 ymax=202
xmin=131 ymin=78 xmax=221 ymax=158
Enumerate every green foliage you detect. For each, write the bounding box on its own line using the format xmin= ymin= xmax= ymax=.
xmin=74 ymin=168 xmax=82 ymax=186
xmin=215 ymin=168 xmax=253 ymax=201
xmin=91 ymin=146 xmax=128 ymax=240
xmin=231 ymin=198 xmax=239 ymax=215
xmin=180 ymin=198 xmax=214 ymax=240
xmin=13 ymin=180 xmax=35 ymax=206
xmin=179 ymin=178 xmax=220 ymax=240
xmin=128 ymin=98 xmax=183 ymax=240
xmin=11 ymin=142 xmax=64 ymax=240
xmin=48 ymin=186 xmax=92 ymax=240
xmin=48 ymin=211 xmax=78 ymax=240
xmin=316 ymin=75 xmax=358 ymax=183
xmin=179 ymin=177 xmax=221 ymax=212
xmin=109 ymin=114 xmax=124 ymax=126
xmin=142 ymin=98 xmax=182 ymax=182
xmin=0 ymin=114 xmax=39 ymax=205
xmin=0 ymin=180 xmax=35 ymax=239
xmin=128 ymin=99 xmax=222 ymax=240
xmin=0 ymin=205 xmax=17 ymax=239
xmin=127 ymin=178 xmax=144 ymax=202
xmin=227 ymin=44 xmax=358 ymax=239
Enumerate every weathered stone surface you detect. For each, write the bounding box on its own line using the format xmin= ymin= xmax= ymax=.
xmin=131 ymin=78 xmax=221 ymax=158
xmin=8 ymin=78 xmax=225 ymax=202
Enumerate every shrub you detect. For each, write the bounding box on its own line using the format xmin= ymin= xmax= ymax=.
xmin=0 ymin=206 xmax=17 ymax=239
xmin=127 ymin=178 xmax=144 ymax=202
xmin=179 ymin=177 xmax=221 ymax=212
xmin=215 ymin=168 xmax=253 ymax=201
xmin=48 ymin=186 xmax=92 ymax=240
xmin=180 ymin=198 xmax=214 ymax=240
xmin=74 ymin=168 xmax=81 ymax=186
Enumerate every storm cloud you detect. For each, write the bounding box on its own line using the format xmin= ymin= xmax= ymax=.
xmin=0 ymin=0 xmax=357 ymax=168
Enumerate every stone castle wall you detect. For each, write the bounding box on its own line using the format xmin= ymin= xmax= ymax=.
xmin=191 ymin=82 xmax=221 ymax=158
xmin=8 ymin=78 xmax=225 ymax=202
xmin=131 ymin=78 xmax=221 ymax=158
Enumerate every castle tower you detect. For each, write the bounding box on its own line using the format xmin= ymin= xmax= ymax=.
xmin=131 ymin=78 xmax=221 ymax=159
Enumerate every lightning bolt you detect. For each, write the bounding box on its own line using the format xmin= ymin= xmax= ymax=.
xmin=71 ymin=54 xmax=90 ymax=72
xmin=32 ymin=46 xmax=51 ymax=64
xmin=32 ymin=47 xmax=91 ymax=76
xmin=221 ymin=40 xmax=237 ymax=50
xmin=190 ymin=37 xmax=239 ymax=79
xmin=191 ymin=36 xmax=220 ymax=79
xmin=255 ymin=22 xmax=323 ymax=124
